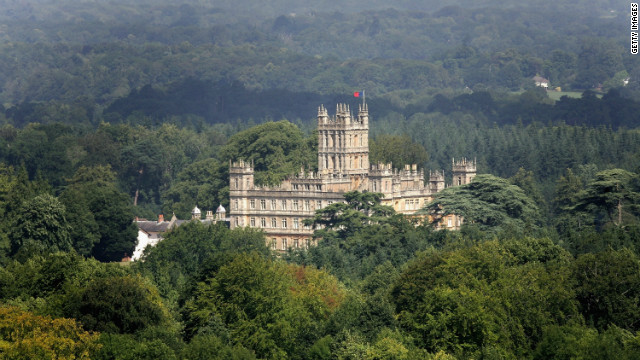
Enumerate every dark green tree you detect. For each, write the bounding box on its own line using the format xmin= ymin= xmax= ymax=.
xmin=369 ymin=134 xmax=428 ymax=169
xmin=60 ymin=165 xmax=137 ymax=261
xmin=9 ymin=194 xmax=72 ymax=260
xmin=424 ymin=174 xmax=541 ymax=232
xmin=220 ymin=120 xmax=316 ymax=185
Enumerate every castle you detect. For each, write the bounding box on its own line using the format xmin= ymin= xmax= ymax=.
xmin=229 ymin=102 xmax=476 ymax=251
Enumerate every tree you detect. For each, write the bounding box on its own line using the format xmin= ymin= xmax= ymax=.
xmin=9 ymin=194 xmax=72 ymax=259
xmin=573 ymin=249 xmax=640 ymax=331
xmin=183 ymin=253 xmax=344 ymax=359
xmin=161 ymin=158 xmax=229 ymax=220
xmin=66 ymin=274 xmax=170 ymax=334
xmin=424 ymin=174 xmax=541 ymax=232
xmin=0 ymin=305 xmax=101 ymax=360
xmin=220 ymin=120 xmax=316 ymax=185
xmin=369 ymin=134 xmax=428 ymax=169
xmin=61 ymin=165 xmax=138 ymax=261
xmin=572 ymin=169 xmax=639 ymax=228
xmin=305 ymin=191 xmax=395 ymax=238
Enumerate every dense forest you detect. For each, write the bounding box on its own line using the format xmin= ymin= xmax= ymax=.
xmin=1 ymin=0 xmax=640 ymax=358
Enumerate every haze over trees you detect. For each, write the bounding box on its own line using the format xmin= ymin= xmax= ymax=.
xmin=0 ymin=0 xmax=639 ymax=358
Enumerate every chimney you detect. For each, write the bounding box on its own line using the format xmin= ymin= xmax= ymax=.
xmin=158 ymin=214 xmax=164 ymax=223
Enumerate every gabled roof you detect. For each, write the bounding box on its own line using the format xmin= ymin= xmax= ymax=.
xmin=136 ymin=220 xmax=173 ymax=233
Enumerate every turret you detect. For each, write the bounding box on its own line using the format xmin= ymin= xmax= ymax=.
xmin=230 ymin=159 xmax=255 ymax=190
xmin=452 ymin=158 xmax=476 ymax=186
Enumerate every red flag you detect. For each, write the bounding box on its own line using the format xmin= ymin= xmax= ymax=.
xmin=354 ymin=91 xmax=361 ymax=97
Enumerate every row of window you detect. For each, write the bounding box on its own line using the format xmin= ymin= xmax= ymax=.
xmin=404 ymin=199 xmax=423 ymax=210
xmin=320 ymin=132 xmax=364 ymax=148
xmin=249 ymin=217 xmax=310 ymax=230
xmin=236 ymin=199 xmax=334 ymax=211
xmin=292 ymin=183 xmax=322 ymax=191
xmin=271 ymin=238 xmax=311 ymax=251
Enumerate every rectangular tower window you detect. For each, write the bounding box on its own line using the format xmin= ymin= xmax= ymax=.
xmin=282 ymin=238 xmax=288 ymax=250
xmin=305 ymin=239 xmax=310 ymax=249
xmin=250 ymin=199 xmax=255 ymax=209
xmin=271 ymin=199 xmax=276 ymax=210
xmin=260 ymin=199 xmax=266 ymax=210
xmin=293 ymin=200 xmax=299 ymax=210
xmin=261 ymin=217 xmax=266 ymax=227
xmin=282 ymin=218 xmax=287 ymax=228
xmin=316 ymin=200 xmax=322 ymax=209
xmin=234 ymin=199 xmax=238 ymax=210
xmin=294 ymin=239 xmax=299 ymax=248
xmin=304 ymin=200 xmax=310 ymax=211
xmin=271 ymin=239 xmax=277 ymax=250
xmin=281 ymin=200 xmax=287 ymax=210
xmin=293 ymin=218 xmax=299 ymax=229
xmin=250 ymin=217 xmax=255 ymax=227
xmin=271 ymin=218 xmax=277 ymax=228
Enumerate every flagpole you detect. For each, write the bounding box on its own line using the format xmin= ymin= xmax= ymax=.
xmin=363 ymin=90 xmax=365 ymax=106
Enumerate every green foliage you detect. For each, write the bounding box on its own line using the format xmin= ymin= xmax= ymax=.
xmin=221 ymin=120 xmax=317 ymax=185
xmin=60 ymin=165 xmax=137 ymax=259
xmin=424 ymin=174 xmax=541 ymax=232
xmin=369 ymin=134 xmax=428 ymax=169
xmin=137 ymin=222 xmax=269 ymax=306
xmin=180 ymin=334 xmax=257 ymax=360
xmin=572 ymin=169 xmax=640 ymax=228
xmin=0 ymin=305 xmax=101 ymax=360
xmin=392 ymin=239 xmax=578 ymax=357
xmin=94 ymin=333 xmax=178 ymax=360
xmin=183 ymin=253 xmax=344 ymax=359
xmin=573 ymin=249 xmax=640 ymax=331
xmin=65 ymin=274 xmax=170 ymax=334
xmin=9 ymin=194 xmax=72 ymax=260
xmin=161 ymin=158 xmax=229 ymax=219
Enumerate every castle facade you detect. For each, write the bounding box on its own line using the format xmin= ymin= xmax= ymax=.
xmin=229 ymin=103 xmax=475 ymax=251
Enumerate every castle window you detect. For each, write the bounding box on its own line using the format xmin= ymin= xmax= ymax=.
xmin=250 ymin=217 xmax=255 ymax=227
xmin=246 ymin=179 xmax=250 ymax=188
xmin=234 ymin=199 xmax=238 ymax=210
xmin=293 ymin=200 xmax=299 ymax=210
xmin=261 ymin=217 xmax=266 ymax=227
xmin=271 ymin=239 xmax=277 ymax=250
xmin=234 ymin=178 xmax=238 ymax=189
xmin=305 ymin=184 xmax=310 ymax=190
xmin=250 ymin=199 xmax=255 ymax=209
xmin=282 ymin=238 xmax=288 ymax=250
xmin=282 ymin=218 xmax=287 ymax=228
xmin=305 ymin=239 xmax=310 ymax=249
xmin=281 ymin=200 xmax=287 ymax=210
xmin=260 ymin=199 xmax=266 ymax=210
xmin=271 ymin=199 xmax=276 ymax=210
xmin=294 ymin=239 xmax=299 ymax=248
xmin=293 ymin=184 xmax=299 ymax=190
xmin=316 ymin=200 xmax=322 ymax=209
xmin=271 ymin=218 xmax=277 ymax=228
xmin=373 ymin=181 xmax=376 ymax=191
xmin=458 ymin=177 xmax=462 ymax=186
xmin=304 ymin=200 xmax=310 ymax=211
xmin=316 ymin=185 xmax=321 ymax=191
xmin=293 ymin=218 xmax=299 ymax=229
xmin=447 ymin=218 xmax=452 ymax=227
xmin=328 ymin=201 xmax=333 ymax=205
xmin=234 ymin=218 xmax=238 ymax=227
